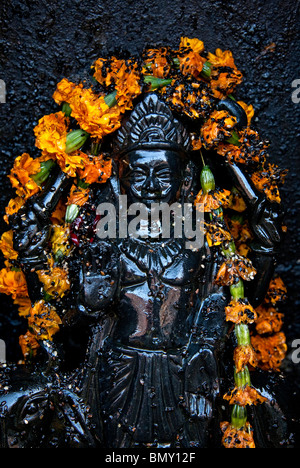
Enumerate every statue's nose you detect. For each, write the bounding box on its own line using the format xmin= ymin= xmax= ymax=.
xmin=144 ymin=172 xmax=160 ymax=193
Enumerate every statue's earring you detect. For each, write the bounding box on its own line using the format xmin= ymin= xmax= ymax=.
xmin=181 ymin=161 xmax=198 ymax=204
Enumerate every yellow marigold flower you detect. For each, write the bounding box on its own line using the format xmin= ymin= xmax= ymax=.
xmin=50 ymin=224 xmax=72 ymax=258
xmin=34 ymin=112 xmax=69 ymax=154
xmin=19 ymin=331 xmax=40 ymax=360
xmin=53 ymin=78 xmax=83 ymax=106
xmin=4 ymin=197 xmax=25 ymax=224
xmin=207 ymin=48 xmax=236 ymax=68
xmin=37 ymin=265 xmax=70 ymax=299
xmin=206 ymin=50 xmax=243 ymax=98
xmin=179 ymin=37 xmax=205 ymax=54
xmin=0 ymin=230 xmax=18 ymax=260
xmin=8 ymin=153 xmax=41 ymax=199
xmin=225 ymin=298 xmax=257 ymax=325
xmin=251 ymin=332 xmax=287 ymax=371
xmin=204 ymin=221 xmax=232 ymax=247
xmin=201 ymin=110 xmax=237 ymax=149
xmin=77 ymin=154 xmax=112 ymax=185
xmin=223 ymin=384 xmax=268 ymax=406
xmin=0 ymin=267 xmax=28 ymax=300
xmin=220 ymin=421 xmax=255 ymax=448
xmin=234 ymin=345 xmax=258 ymax=373
xmin=27 ymin=300 xmax=62 ymax=342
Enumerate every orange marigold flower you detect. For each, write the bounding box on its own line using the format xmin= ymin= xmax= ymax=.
xmin=251 ymin=163 xmax=287 ymax=204
xmin=223 ymin=384 xmax=268 ymax=406
xmin=34 ymin=112 xmax=69 ymax=154
xmin=207 ymin=48 xmax=237 ymax=68
xmin=255 ymin=304 xmax=284 ymax=335
xmin=204 ymin=221 xmax=232 ymax=247
xmin=264 ymin=277 xmax=287 ymax=305
xmin=4 ymin=197 xmax=25 ymax=224
xmin=225 ymin=298 xmax=257 ymax=325
xmin=142 ymin=47 xmax=171 ymax=78
xmin=19 ymin=331 xmax=40 ymax=360
xmin=93 ymin=57 xmax=141 ymax=112
xmin=251 ymin=332 xmax=287 ymax=371
xmin=215 ymin=255 xmax=256 ymax=286
xmin=194 ymin=187 xmax=232 ymax=212
xmin=67 ymin=184 xmax=90 ymax=207
xmin=220 ymin=421 xmax=255 ymax=448
xmin=167 ymin=83 xmax=211 ymax=119
xmin=207 ymin=49 xmax=243 ymax=98
xmin=14 ymin=296 xmax=32 ymax=318
xmin=0 ymin=230 xmax=18 ymax=260
xmin=201 ymin=110 xmax=237 ymax=149
xmin=0 ymin=267 xmax=28 ymax=300
xmin=234 ymin=345 xmax=258 ymax=373
xmin=178 ymin=37 xmax=206 ymax=79
xmin=54 ymin=150 xmax=89 ymax=178
xmin=37 ymin=265 xmax=70 ymax=299
xmin=77 ymin=154 xmax=112 ymax=185
xmin=217 ymin=128 xmax=269 ymax=166
xmin=53 ymin=78 xmax=83 ymax=106
xmin=50 ymin=198 xmax=67 ymax=226
xmin=27 ymin=300 xmax=62 ymax=342
xmin=237 ymin=101 xmax=255 ymax=127
xmin=8 ymin=153 xmax=41 ymax=199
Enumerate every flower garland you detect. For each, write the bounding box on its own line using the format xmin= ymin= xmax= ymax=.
xmin=0 ymin=37 xmax=288 ymax=448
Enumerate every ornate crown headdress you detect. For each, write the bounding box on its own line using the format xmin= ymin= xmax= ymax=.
xmin=113 ymin=93 xmax=191 ymax=156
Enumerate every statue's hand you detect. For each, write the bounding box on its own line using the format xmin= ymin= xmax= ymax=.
xmin=249 ymin=198 xmax=284 ymax=252
xmin=79 ymin=240 xmax=120 ymax=315
xmin=10 ymin=205 xmax=50 ymax=266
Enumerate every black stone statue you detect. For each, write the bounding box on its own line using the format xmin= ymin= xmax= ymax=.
xmin=0 ymin=93 xmax=287 ymax=448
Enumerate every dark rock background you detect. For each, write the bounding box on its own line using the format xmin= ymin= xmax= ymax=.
xmin=0 ymin=0 xmax=299 ymax=446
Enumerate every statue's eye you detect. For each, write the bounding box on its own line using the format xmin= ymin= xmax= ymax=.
xmin=132 ymin=169 xmax=147 ymax=181
xmin=156 ymin=169 xmax=171 ymax=182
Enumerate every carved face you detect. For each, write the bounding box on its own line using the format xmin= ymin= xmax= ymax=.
xmin=120 ymin=149 xmax=186 ymax=206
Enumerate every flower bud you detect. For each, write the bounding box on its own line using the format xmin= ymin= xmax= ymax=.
xmin=31 ymin=160 xmax=56 ymax=185
xmin=65 ymin=204 xmax=80 ymax=224
xmin=143 ymin=76 xmax=172 ymax=90
xmin=200 ymin=165 xmax=215 ymax=193
xmin=65 ymin=129 xmax=89 ymax=154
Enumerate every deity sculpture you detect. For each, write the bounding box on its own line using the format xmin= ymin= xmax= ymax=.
xmin=0 ymin=93 xmax=287 ymax=449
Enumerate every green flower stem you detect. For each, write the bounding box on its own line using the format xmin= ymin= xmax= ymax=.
xmin=62 ymin=102 xmax=72 ymax=117
xmin=143 ymin=76 xmax=173 ymax=90
xmin=230 ymin=279 xmax=244 ymax=301
xmin=235 ymin=323 xmax=251 ymax=346
xmin=222 ymin=240 xmax=236 ymax=257
xmin=32 ymin=160 xmax=56 ymax=185
xmin=65 ymin=129 xmax=89 ymax=154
